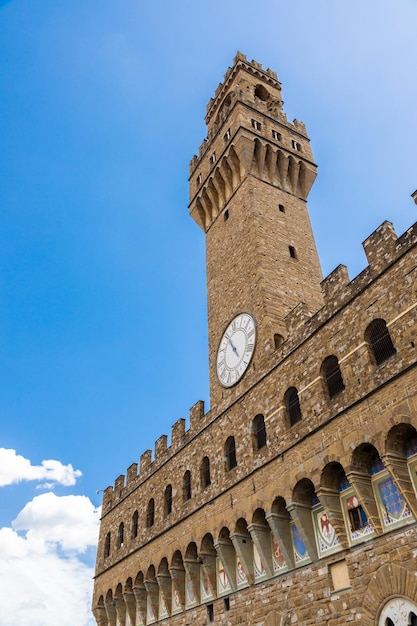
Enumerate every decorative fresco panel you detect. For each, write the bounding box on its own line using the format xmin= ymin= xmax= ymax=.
xmin=158 ymin=589 xmax=169 ymax=620
xmin=253 ymin=544 xmax=267 ymax=581
xmin=236 ymin=556 xmax=249 ymax=589
xmin=185 ymin=571 xmax=197 ymax=608
xmin=171 ymin=583 xmax=182 ymax=615
xmin=146 ymin=597 xmax=156 ymax=624
xmin=313 ymin=508 xmax=341 ymax=557
xmin=217 ymin=558 xmax=232 ymax=595
xmin=200 ymin=569 xmax=214 ymax=602
xmin=375 ymin=475 xmax=413 ymax=528
xmin=271 ymin=535 xmax=288 ymax=575
xmin=291 ymin=522 xmax=311 ymax=566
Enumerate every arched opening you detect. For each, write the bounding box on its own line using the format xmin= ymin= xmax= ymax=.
xmin=183 ymin=470 xmax=192 ymax=502
xmin=117 ymin=522 xmax=124 ymax=548
xmin=225 ymin=436 xmax=237 ymax=470
xmin=253 ymin=414 xmax=267 ymax=450
xmin=285 ymin=387 xmax=302 ymax=425
xmin=146 ymin=498 xmax=155 ymax=527
xmin=104 ymin=531 xmax=111 ymax=558
xmin=321 ymin=355 xmax=345 ymax=398
xmin=131 ymin=510 xmax=139 ymax=539
xmin=254 ymin=84 xmax=269 ymax=101
xmin=365 ymin=318 xmax=396 ymax=365
xmin=164 ymin=484 xmax=173 ymax=517
xmin=201 ymin=456 xmax=211 ymax=488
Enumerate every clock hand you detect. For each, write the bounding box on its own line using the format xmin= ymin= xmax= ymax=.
xmin=228 ymin=338 xmax=239 ymax=357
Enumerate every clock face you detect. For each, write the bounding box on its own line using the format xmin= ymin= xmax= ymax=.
xmin=216 ymin=313 xmax=257 ymax=388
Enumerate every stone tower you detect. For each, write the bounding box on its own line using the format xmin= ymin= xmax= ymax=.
xmin=189 ymin=52 xmax=323 ymax=409
xmin=92 ymin=54 xmax=417 ymax=626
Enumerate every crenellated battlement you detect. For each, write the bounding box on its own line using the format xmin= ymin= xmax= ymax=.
xmin=205 ymin=52 xmax=280 ymax=125
xmin=102 ymin=400 xmax=208 ymax=511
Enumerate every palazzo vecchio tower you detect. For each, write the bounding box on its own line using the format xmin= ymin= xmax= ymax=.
xmin=93 ymin=53 xmax=417 ymax=626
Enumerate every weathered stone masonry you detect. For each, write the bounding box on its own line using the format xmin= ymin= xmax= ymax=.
xmin=93 ymin=53 xmax=417 ymax=626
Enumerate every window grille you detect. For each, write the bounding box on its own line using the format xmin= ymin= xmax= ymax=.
xmin=366 ymin=319 xmax=396 ymax=365
xmin=322 ymin=355 xmax=345 ymax=398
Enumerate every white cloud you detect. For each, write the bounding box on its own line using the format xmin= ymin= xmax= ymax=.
xmin=13 ymin=491 xmax=100 ymax=552
xmin=0 ymin=493 xmax=100 ymax=626
xmin=0 ymin=448 xmax=82 ymax=487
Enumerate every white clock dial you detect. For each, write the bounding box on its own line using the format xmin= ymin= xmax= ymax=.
xmin=216 ymin=313 xmax=257 ymax=388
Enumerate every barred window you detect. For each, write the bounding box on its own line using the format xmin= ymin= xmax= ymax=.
xmin=322 ymin=355 xmax=345 ymax=398
xmin=365 ymin=319 xmax=396 ymax=365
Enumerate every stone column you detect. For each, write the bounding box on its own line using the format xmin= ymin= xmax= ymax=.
xmin=247 ymin=523 xmax=273 ymax=579
xmin=156 ymin=570 xmax=172 ymax=617
xmin=214 ymin=536 xmax=237 ymax=591
xmin=132 ymin=583 xmax=147 ymax=626
xmin=122 ymin=589 xmax=136 ymax=626
xmin=266 ymin=511 xmax=295 ymax=569
xmin=287 ymin=501 xmax=317 ymax=561
xmin=92 ymin=605 xmax=108 ymax=626
xmin=169 ymin=565 xmax=185 ymax=611
xmin=230 ymin=531 xmax=254 ymax=584
xmin=183 ymin=558 xmax=201 ymax=605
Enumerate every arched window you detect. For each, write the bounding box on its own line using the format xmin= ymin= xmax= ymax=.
xmin=274 ymin=333 xmax=284 ymax=349
xmin=104 ymin=531 xmax=111 ymax=558
xmin=164 ymin=484 xmax=173 ymax=517
xmin=285 ymin=387 xmax=302 ymax=425
xmin=225 ymin=436 xmax=237 ymax=471
xmin=117 ymin=522 xmax=124 ymax=548
xmin=183 ymin=470 xmax=192 ymax=502
xmin=201 ymin=456 xmax=211 ymax=488
xmin=146 ymin=498 xmax=155 ymax=527
xmin=365 ymin=318 xmax=396 ymax=365
xmin=131 ymin=510 xmax=139 ymax=539
xmin=379 ymin=599 xmax=417 ymax=626
xmin=253 ymin=414 xmax=267 ymax=450
xmin=322 ymin=355 xmax=345 ymax=398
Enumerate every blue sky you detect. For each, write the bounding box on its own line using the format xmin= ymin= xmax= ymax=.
xmin=0 ymin=1 xmax=416 ymax=624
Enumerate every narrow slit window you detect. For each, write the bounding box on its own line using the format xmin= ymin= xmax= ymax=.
xmin=225 ymin=436 xmax=237 ymax=470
